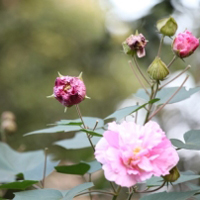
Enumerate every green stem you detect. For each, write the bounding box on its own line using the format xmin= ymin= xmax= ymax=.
xmin=74 ymin=190 xmax=115 ymax=197
xmin=75 ymin=104 xmax=95 ymax=152
xmin=41 ymin=147 xmax=48 ymax=188
xmin=112 ymin=186 xmax=121 ymax=200
xmin=127 ymin=192 xmax=134 ymax=200
xmin=133 ymin=55 xmax=151 ymax=86
xmin=143 ymin=81 xmax=159 ymax=124
xmin=167 ymin=55 xmax=177 ymax=68
xmin=157 ymin=35 xmax=165 ymax=57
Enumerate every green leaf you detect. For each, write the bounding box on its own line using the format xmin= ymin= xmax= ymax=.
xmin=171 ymin=130 xmax=200 ymax=150
xmin=0 ymin=142 xmax=59 ymax=182
xmin=14 ymin=189 xmax=66 ymax=200
xmin=139 ymin=190 xmax=198 ymax=200
xmin=63 ymin=182 xmax=94 ymax=200
xmin=54 ymin=132 xmax=101 ymax=149
xmin=146 ymin=171 xmax=200 ymax=187
xmin=55 ymin=162 xmax=90 ymax=175
xmin=104 ymin=99 xmax=159 ymax=122
xmin=24 ymin=117 xmax=104 ymax=136
xmin=134 ymin=87 xmax=200 ymax=105
xmin=83 ymin=160 xmax=102 ymax=174
xmin=0 ymin=180 xmax=38 ymax=190
xmin=104 ymin=105 xmax=139 ymax=122
xmin=80 ymin=129 xmax=103 ymax=137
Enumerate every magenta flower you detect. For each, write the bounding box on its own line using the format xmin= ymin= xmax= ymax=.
xmin=95 ymin=121 xmax=179 ymax=187
xmin=126 ymin=33 xmax=148 ymax=58
xmin=173 ymin=30 xmax=199 ymax=58
xmin=53 ymin=74 xmax=86 ymax=107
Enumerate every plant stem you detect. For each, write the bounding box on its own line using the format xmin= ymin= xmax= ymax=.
xmin=167 ymin=55 xmax=177 ymax=68
xmin=89 ymin=174 xmax=92 ymax=200
xmin=159 ymin=65 xmax=191 ymax=90
xmin=75 ymin=104 xmax=95 ymax=152
xmin=148 ymin=75 xmax=189 ymax=120
xmin=127 ymin=192 xmax=134 ymax=200
xmin=143 ymin=81 xmax=159 ymax=124
xmin=74 ymin=190 xmax=115 ymax=197
xmin=41 ymin=147 xmax=48 ymax=188
xmin=129 ymin=61 xmax=150 ymax=96
xmin=133 ymin=55 xmax=151 ymax=86
xmin=157 ymin=35 xmax=165 ymax=57
xmin=112 ymin=186 xmax=121 ymax=200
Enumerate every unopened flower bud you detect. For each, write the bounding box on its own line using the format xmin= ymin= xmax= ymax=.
xmin=52 ymin=73 xmax=87 ymax=107
xmin=1 ymin=120 xmax=17 ymax=134
xmin=147 ymin=57 xmax=169 ymax=80
xmin=163 ymin=166 xmax=180 ymax=182
xmin=1 ymin=111 xmax=15 ymax=121
xmin=122 ymin=32 xmax=148 ymax=58
xmin=157 ymin=17 xmax=178 ymax=37
xmin=172 ymin=30 xmax=199 ymax=58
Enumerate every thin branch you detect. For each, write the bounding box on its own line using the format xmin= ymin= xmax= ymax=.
xmin=74 ymin=190 xmax=115 ymax=197
xmin=75 ymin=105 xmax=95 ymax=152
xmin=159 ymin=65 xmax=191 ymax=90
xmin=134 ymin=181 xmax=166 ymax=193
xmin=128 ymin=60 xmax=150 ymax=96
xmin=92 ymin=120 xmax=99 ymax=131
xmin=167 ymin=55 xmax=177 ymax=68
xmin=148 ymin=75 xmax=189 ymax=121
xmin=133 ymin=55 xmax=151 ymax=86
xmin=135 ymin=102 xmax=139 ymax=123
xmin=157 ymin=35 xmax=165 ymax=57
xmin=41 ymin=147 xmax=48 ymax=188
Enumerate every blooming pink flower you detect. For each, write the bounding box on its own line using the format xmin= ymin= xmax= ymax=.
xmin=126 ymin=33 xmax=148 ymax=58
xmin=173 ymin=30 xmax=199 ymax=58
xmin=53 ymin=75 xmax=86 ymax=107
xmin=95 ymin=121 xmax=179 ymax=187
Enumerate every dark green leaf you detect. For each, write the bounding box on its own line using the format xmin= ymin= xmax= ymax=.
xmin=80 ymin=129 xmax=102 ymax=137
xmin=0 ymin=180 xmax=38 ymax=190
xmin=54 ymin=132 xmax=101 ymax=149
xmin=83 ymin=160 xmax=102 ymax=173
xmin=139 ymin=190 xmax=198 ymax=200
xmin=55 ymin=163 xmax=90 ymax=175
xmin=63 ymin=182 xmax=94 ymax=200
xmin=24 ymin=117 xmax=104 ymax=136
xmin=171 ymin=130 xmax=200 ymax=150
xmin=134 ymin=87 xmax=200 ymax=105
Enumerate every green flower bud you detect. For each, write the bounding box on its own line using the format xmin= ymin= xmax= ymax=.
xmin=157 ymin=17 xmax=178 ymax=37
xmin=147 ymin=57 xmax=169 ymax=80
xmin=163 ymin=166 xmax=180 ymax=182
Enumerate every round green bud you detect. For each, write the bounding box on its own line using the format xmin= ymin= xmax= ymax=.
xmin=157 ymin=17 xmax=178 ymax=37
xmin=163 ymin=166 xmax=180 ymax=182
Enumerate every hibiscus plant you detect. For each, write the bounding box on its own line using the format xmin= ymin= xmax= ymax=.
xmin=1 ymin=16 xmax=200 ymax=200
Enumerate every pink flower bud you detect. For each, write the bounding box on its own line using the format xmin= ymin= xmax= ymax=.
xmin=172 ymin=30 xmax=199 ymax=58
xmin=53 ymin=75 xmax=86 ymax=107
xmin=122 ymin=33 xmax=148 ymax=58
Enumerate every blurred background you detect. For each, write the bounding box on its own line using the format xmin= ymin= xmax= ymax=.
xmin=0 ymin=0 xmax=200 ymax=155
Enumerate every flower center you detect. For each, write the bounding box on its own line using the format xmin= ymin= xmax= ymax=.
xmin=64 ymin=84 xmax=71 ymax=91
xmin=133 ymin=146 xmax=142 ymax=155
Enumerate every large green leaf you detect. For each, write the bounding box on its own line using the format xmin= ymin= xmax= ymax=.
xmin=55 ymin=162 xmax=90 ymax=175
xmin=14 ymin=189 xmax=67 ymax=200
xmin=0 ymin=142 xmax=59 ymax=182
xmin=139 ymin=190 xmax=198 ymax=200
xmin=104 ymin=105 xmax=139 ymax=122
xmin=54 ymin=132 xmax=101 ymax=149
xmin=171 ymin=130 xmax=200 ymax=150
xmin=0 ymin=180 xmax=38 ymax=190
xmin=146 ymin=171 xmax=200 ymax=187
xmin=24 ymin=117 xmax=104 ymax=136
xmin=63 ymin=182 xmax=94 ymax=200
xmin=83 ymin=160 xmax=102 ymax=174
xmin=104 ymin=99 xmax=159 ymax=122
xmin=134 ymin=87 xmax=200 ymax=105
